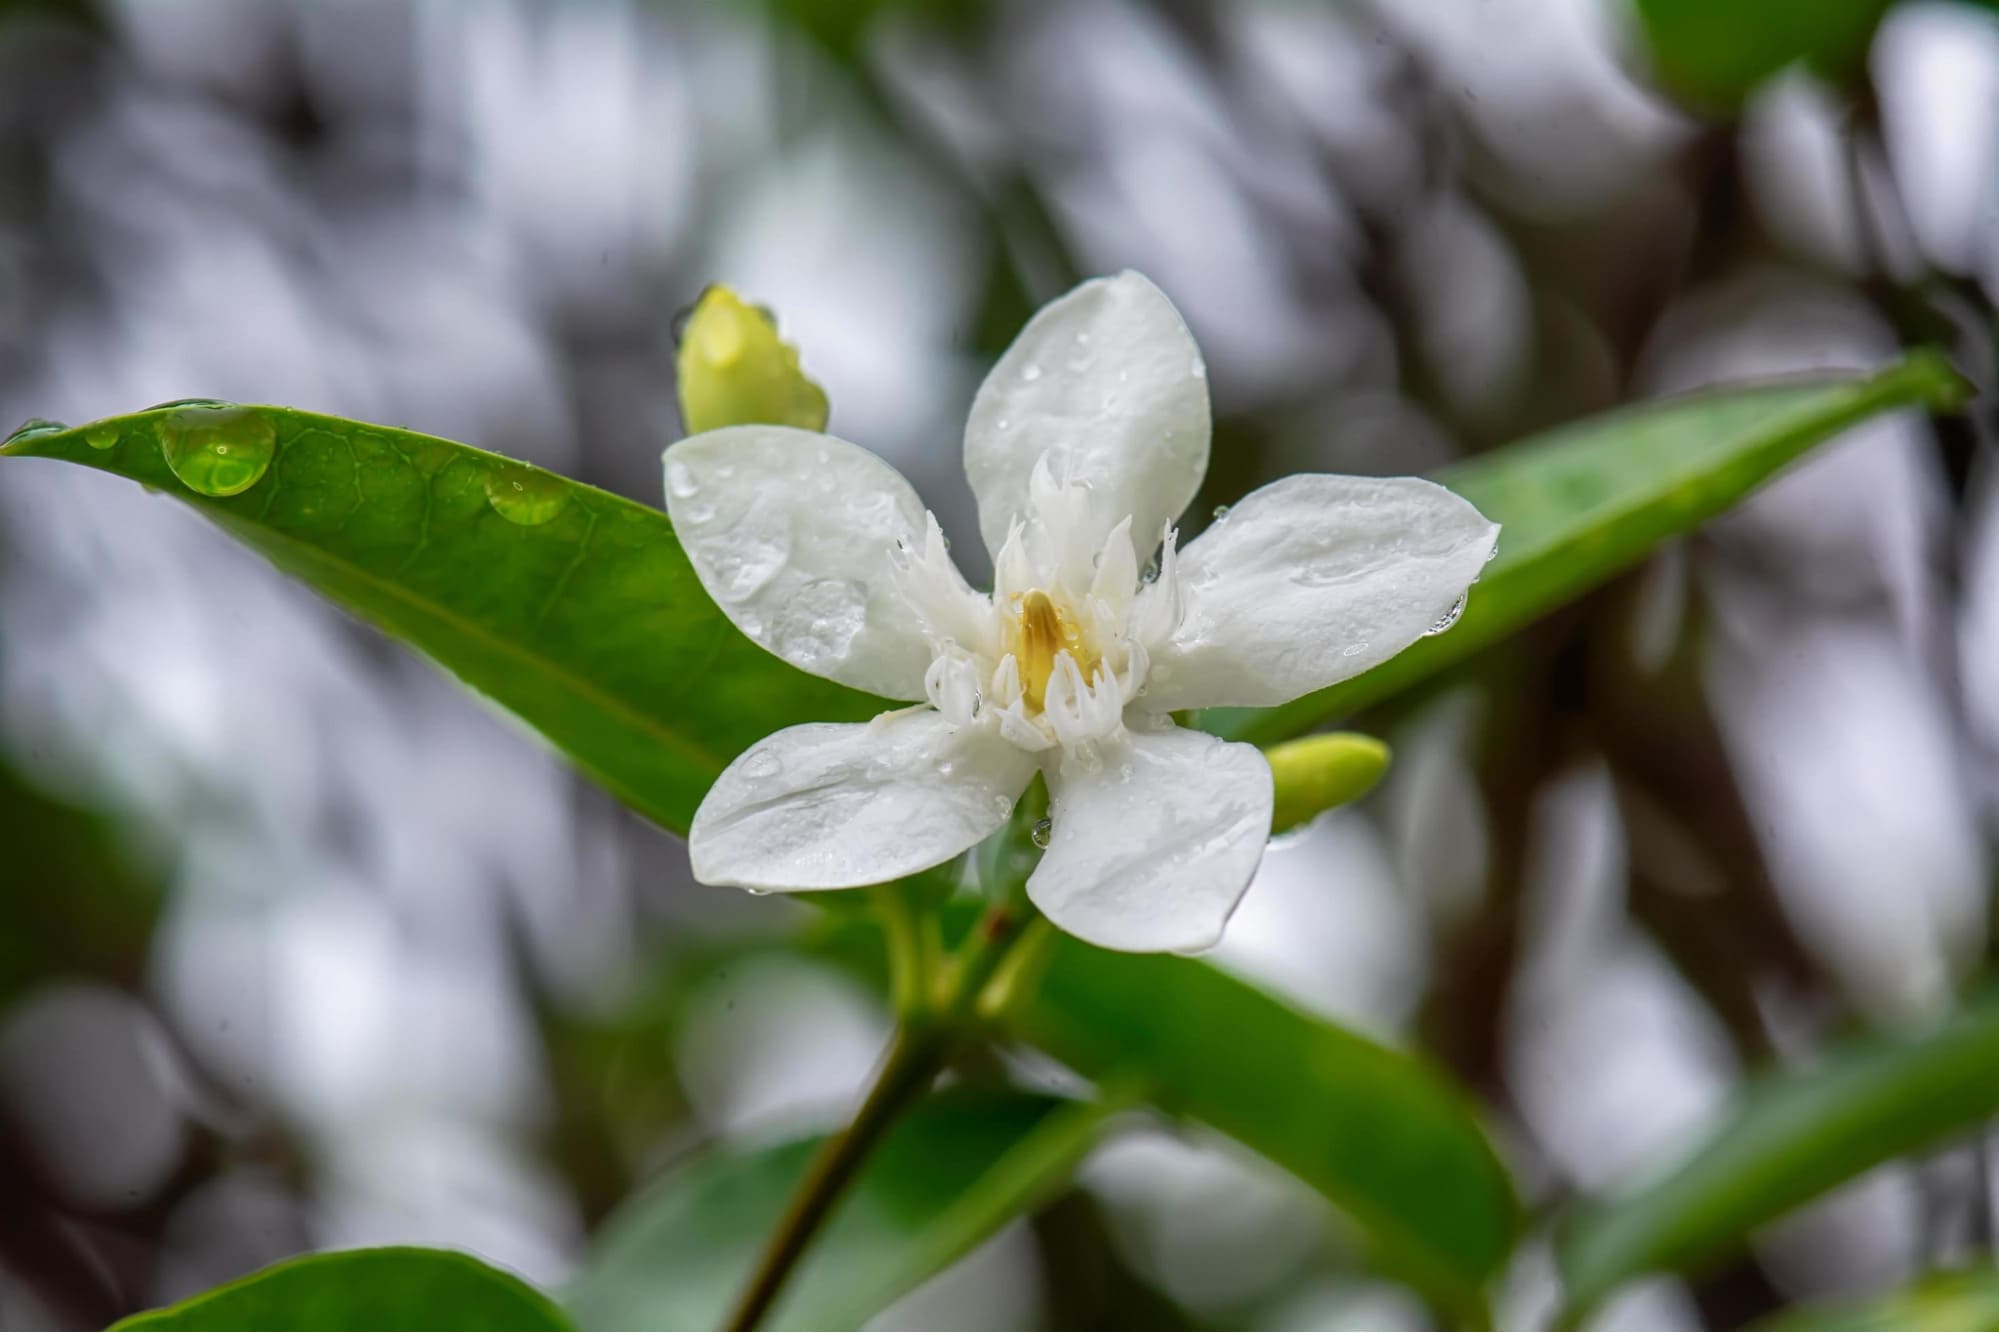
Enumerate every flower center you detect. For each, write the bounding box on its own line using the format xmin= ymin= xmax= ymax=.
xmin=1005 ymin=588 xmax=1097 ymax=712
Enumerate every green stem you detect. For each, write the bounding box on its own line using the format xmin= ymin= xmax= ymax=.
xmin=724 ymin=898 xmax=1040 ymax=1330
xmin=724 ymin=1021 xmax=948 ymax=1331
xmin=822 ymin=1078 xmax=1149 ymax=1328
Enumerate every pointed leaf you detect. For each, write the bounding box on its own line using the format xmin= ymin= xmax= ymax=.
xmin=1014 ymin=941 xmax=1518 ymax=1323
xmin=0 ymin=406 xmax=880 ymax=833
xmin=1208 ymin=353 xmax=1968 ymax=746
xmin=113 ymin=1246 xmax=572 ymax=1330
xmin=1558 ymin=988 xmax=1999 ymax=1320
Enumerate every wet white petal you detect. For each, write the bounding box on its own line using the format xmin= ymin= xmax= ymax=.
xmin=690 ymin=712 xmax=1036 ymax=892
xmin=964 ymin=271 xmax=1210 ymax=565
xmin=664 ymin=426 xmax=941 ymax=700
xmin=1027 ymin=726 xmax=1274 ymax=953
xmin=1137 ymin=475 xmax=1499 ymax=712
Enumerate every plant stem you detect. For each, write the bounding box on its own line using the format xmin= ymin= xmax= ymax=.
xmin=724 ymin=899 xmax=1037 ymax=1330
xmin=724 ymin=1021 xmax=948 ymax=1331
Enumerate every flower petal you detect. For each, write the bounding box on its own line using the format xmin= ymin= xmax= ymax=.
xmin=1027 ymin=724 xmax=1273 ymax=953
xmin=1137 ymin=475 xmax=1499 ymax=712
xmin=964 ymin=271 xmax=1210 ymax=564
xmin=691 ymin=711 xmax=1037 ymax=892
xmin=664 ymin=426 xmax=940 ymax=700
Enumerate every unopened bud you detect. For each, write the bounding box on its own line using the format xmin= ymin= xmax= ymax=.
xmin=675 ymin=285 xmax=829 ymax=434
xmin=1265 ymin=732 xmax=1391 ymax=835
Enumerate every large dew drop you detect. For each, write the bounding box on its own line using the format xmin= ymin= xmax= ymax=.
xmin=1030 ymin=818 xmax=1053 ymax=850
xmin=1424 ymin=594 xmax=1467 ymax=637
xmin=84 ymin=424 xmax=119 ymax=451
xmin=4 ymin=418 xmax=68 ymax=444
xmin=484 ymin=461 xmax=567 ymax=526
xmin=157 ymin=407 xmax=276 ymax=497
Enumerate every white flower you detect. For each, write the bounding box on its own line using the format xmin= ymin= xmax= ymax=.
xmin=663 ymin=272 xmax=1498 ymax=953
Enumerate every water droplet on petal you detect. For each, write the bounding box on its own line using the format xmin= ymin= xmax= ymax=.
xmin=996 ymin=417 xmax=1011 ymax=432
xmin=1424 ymin=594 xmax=1467 ymax=637
xmin=1030 ymin=818 xmax=1053 ymax=850
xmin=991 ymin=793 xmax=1013 ymax=819
xmin=744 ymin=886 xmax=772 ymax=897
xmin=1021 ymin=363 xmax=1042 ymax=383
xmin=666 ymin=458 xmax=699 ymax=498
xmin=1341 ymin=641 xmax=1370 ymax=658
xmin=484 ymin=461 xmax=567 ymax=526
xmin=157 ymin=407 xmax=275 ymax=497
xmin=938 ymin=759 xmax=956 ymax=777
xmin=1189 ymin=358 xmax=1206 ymax=379
xmin=1212 ymin=504 xmax=1232 ymax=521
xmin=84 ymin=424 xmax=118 ymax=451
xmin=741 ymin=747 xmax=782 ymax=780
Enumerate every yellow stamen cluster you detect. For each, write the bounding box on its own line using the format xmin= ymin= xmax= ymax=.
xmin=1005 ymin=589 xmax=1096 ymax=711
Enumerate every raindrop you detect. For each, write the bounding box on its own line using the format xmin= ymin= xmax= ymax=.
xmin=156 ymin=407 xmax=275 ymax=497
xmin=1424 ymin=594 xmax=1467 ymax=637
xmin=1212 ymin=504 xmax=1232 ymax=521
xmin=484 ymin=461 xmax=567 ymax=526
xmin=84 ymin=425 xmax=118 ymax=451
xmin=745 ymin=886 xmax=771 ymax=897
xmin=971 ymin=691 xmax=984 ymax=719
xmin=996 ymin=417 xmax=1011 ymax=432
xmin=1075 ymin=331 xmax=1091 ymax=346
xmin=143 ymin=397 xmax=236 ymax=412
xmin=1141 ymin=559 xmax=1160 ymax=584
xmin=1021 ymin=364 xmax=1043 ymax=383
xmin=991 ymin=793 xmax=1012 ymax=819
xmin=1030 ymin=818 xmax=1053 ymax=850
xmin=741 ymin=748 xmax=782 ymax=780
xmin=939 ymin=759 xmax=956 ymax=777
xmin=1189 ymin=358 xmax=1207 ymax=380
xmin=4 ymin=417 xmax=67 ymax=443
xmin=1341 ymin=641 xmax=1370 ymax=658
xmin=665 ymin=458 xmax=699 ymax=498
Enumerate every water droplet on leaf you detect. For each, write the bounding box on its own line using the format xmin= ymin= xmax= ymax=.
xmin=157 ymin=407 xmax=275 ymax=497
xmin=84 ymin=424 xmax=118 ymax=451
xmin=484 ymin=462 xmax=567 ymax=526
xmin=1030 ymin=818 xmax=1053 ymax=850
xmin=144 ymin=398 xmax=236 ymax=412
xmin=5 ymin=418 xmax=67 ymax=443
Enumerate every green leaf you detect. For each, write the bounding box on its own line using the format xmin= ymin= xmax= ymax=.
xmin=1013 ymin=941 xmax=1517 ymax=1323
xmin=113 ymin=1246 xmax=573 ymax=1331
xmin=1209 ymin=353 xmax=1968 ymax=747
xmin=1758 ymin=1267 xmax=1999 ymax=1331
xmin=1558 ymin=987 xmax=1999 ymax=1320
xmin=0 ymin=405 xmax=878 ymax=833
xmin=565 ymin=1088 xmax=1062 ymax=1330
xmin=1632 ymin=0 xmax=1891 ymax=110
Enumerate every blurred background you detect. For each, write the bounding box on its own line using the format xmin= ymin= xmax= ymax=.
xmin=0 ymin=0 xmax=1995 ymax=1327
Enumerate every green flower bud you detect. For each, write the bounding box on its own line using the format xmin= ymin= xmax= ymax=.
xmin=675 ymin=285 xmax=829 ymax=434
xmin=1265 ymin=732 xmax=1391 ymax=835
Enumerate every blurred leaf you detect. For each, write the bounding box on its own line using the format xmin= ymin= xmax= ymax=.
xmin=1013 ymin=942 xmax=1517 ymax=1323
xmin=565 ymin=1088 xmax=1061 ymax=1330
xmin=0 ymin=406 xmax=879 ymax=834
xmin=1632 ymin=0 xmax=1891 ymax=109
xmin=1558 ymin=987 xmax=1999 ymax=1320
xmin=1209 ymin=353 xmax=1969 ymax=746
xmin=0 ymin=758 xmax=159 ymax=1003
xmin=113 ymin=1246 xmax=573 ymax=1330
xmin=1758 ymin=1267 xmax=1999 ymax=1330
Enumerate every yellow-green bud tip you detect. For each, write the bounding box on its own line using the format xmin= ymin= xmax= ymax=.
xmin=1265 ymin=732 xmax=1392 ymax=836
xmin=675 ymin=285 xmax=829 ymax=435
